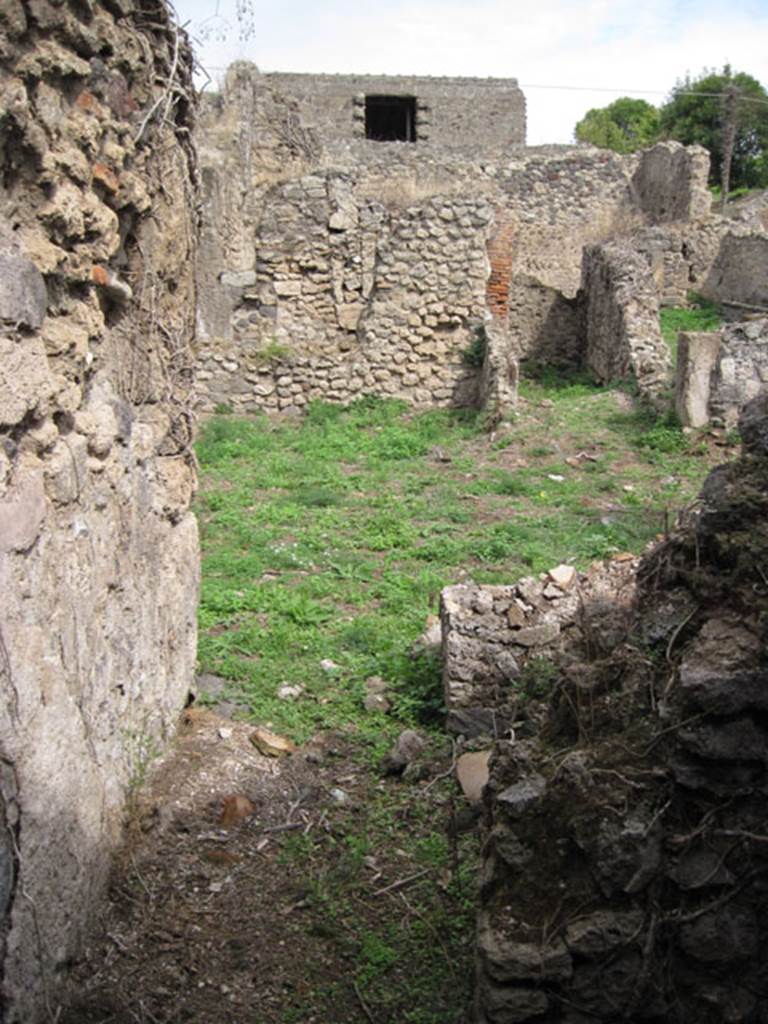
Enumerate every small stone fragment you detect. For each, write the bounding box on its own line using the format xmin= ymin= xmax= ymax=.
xmin=516 ymin=578 xmax=542 ymax=605
xmin=0 ymin=249 xmax=48 ymax=329
xmin=364 ymin=693 xmax=391 ymax=714
xmin=512 ymin=622 xmax=560 ymax=647
xmin=482 ymin=982 xmax=550 ymax=1022
xmin=507 ymin=602 xmax=526 ymax=628
xmin=494 ymin=649 xmax=521 ymax=679
xmin=445 ymin=706 xmax=513 ymax=739
xmin=412 ymin=614 xmax=442 ymax=653
xmin=479 ymin=924 xmax=572 ymax=983
xmin=456 ymin=750 xmax=491 ymax=804
xmin=250 ymin=727 xmax=296 ymax=758
xmin=381 ymin=729 xmax=426 ymax=776
xmin=92 ymin=161 xmax=119 ymax=193
xmin=497 ymin=773 xmax=547 ymax=817
xmin=364 ymin=675 xmax=392 ymax=713
xmin=611 ymin=551 xmax=636 ymax=563
xmin=219 ymin=794 xmax=255 ymax=827
xmin=365 ymin=675 xmax=388 ymax=694
xmin=564 ymin=909 xmax=644 ymax=957
xmin=547 ymin=563 xmax=577 ymax=590
xmin=320 ymin=658 xmax=339 ymax=673
xmin=277 ymin=683 xmax=303 ymax=701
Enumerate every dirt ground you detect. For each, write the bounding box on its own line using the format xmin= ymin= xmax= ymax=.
xmin=58 ymin=702 xmax=470 ymax=1024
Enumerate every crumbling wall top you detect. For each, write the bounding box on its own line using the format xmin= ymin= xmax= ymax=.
xmin=263 ymin=69 xmax=526 ymax=152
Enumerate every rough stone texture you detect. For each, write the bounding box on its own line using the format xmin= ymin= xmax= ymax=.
xmin=468 ymin=395 xmax=768 ymax=1023
xmin=630 ymin=220 xmax=722 ymax=308
xmin=673 ymin=317 xmax=768 ymax=437
xmin=631 ymin=141 xmax=712 ymax=224
xmin=708 ymin=318 xmax=768 ymax=427
xmin=675 ymin=330 xmax=723 ymax=427
xmin=0 ymin=249 xmax=47 ymax=328
xmin=195 ymin=65 xmax=497 ymax=412
xmin=582 ymin=239 xmax=671 ymax=404
xmin=0 ymin=5 xmax=199 ymax=1021
xmin=579 ymin=203 xmax=763 ymax=412
xmin=506 ymin=276 xmax=582 ymax=367
xmin=440 ymin=558 xmax=638 ymax=714
xmin=701 ymin=229 xmax=768 ymax=311
xmin=194 ymin=67 xmax=715 ymax=416
xmin=264 ymin=72 xmax=527 ymax=152
xmin=739 ymin=389 xmax=768 ymax=454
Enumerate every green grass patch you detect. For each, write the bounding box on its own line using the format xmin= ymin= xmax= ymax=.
xmin=195 ymin=389 xmax=722 ymax=743
xmin=659 ymin=293 xmax=723 ymax=362
xmin=193 ymin=385 xmax=729 ymax=1021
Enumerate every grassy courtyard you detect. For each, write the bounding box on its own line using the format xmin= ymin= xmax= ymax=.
xmin=174 ymin=373 xmax=736 ymax=1023
xmin=195 ymin=373 xmax=727 ymax=748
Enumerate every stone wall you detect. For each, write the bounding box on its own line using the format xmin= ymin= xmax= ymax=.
xmin=195 ymin=69 xmax=716 ymax=417
xmin=628 ymin=222 xmax=721 ymax=308
xmin=700 ymin=229 xmax=768 ymax=311
xmin=444 ymin=394 xmax=768 ymax=1024
xmin=582 ymin=239 xmax=671 ymax=403
xmin=195 ymin=153 xmax=494 ymax=411
xmin=708 ymin=319 xmax=768 ymax=427
xmin=631 ymin=141 xmax=711 ymax=224
xmin=577 ymin=145 xmax=719 ymax=406
xmin=674 ymin=316 xmax=768 ymax=434
xmin=506 ymin=278 xmax=582 ymax=367
xmin=0 ymin=4 xmax=199 ymax=1020
xmin=497 ymin=147 xmax=645 ymax=301
xmin=264 ymin=72 xmax=526 ymax=152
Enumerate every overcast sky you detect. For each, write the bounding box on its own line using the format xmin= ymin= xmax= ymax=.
xmin=172 ymin=0 xmax=768 ymax=145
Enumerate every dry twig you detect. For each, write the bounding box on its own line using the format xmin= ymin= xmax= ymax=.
xmin=422 ymin=738 xmax=458 ymax=794
xmin=372 ymin=869 xmax=429 ymax=897
xmin=134 ymin=18 xmax=182 ymax=145
xmin=665 ymin=604 xmax=699 ymax=663
xmin=353 ymin=980 xmax=376 ymax=1024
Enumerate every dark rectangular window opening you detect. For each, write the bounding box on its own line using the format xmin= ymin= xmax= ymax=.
xmin=365 ymin=95 xmax=416 ymax=142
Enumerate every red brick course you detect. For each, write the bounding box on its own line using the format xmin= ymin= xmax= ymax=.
xmin=486 ymin=210 xmax=515 ymax=321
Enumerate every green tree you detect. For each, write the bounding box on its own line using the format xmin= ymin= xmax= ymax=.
xmin=658 ymin=66 xmax=768 ymax=190
xmin=574 ymin=97 xmax=660 ymax=154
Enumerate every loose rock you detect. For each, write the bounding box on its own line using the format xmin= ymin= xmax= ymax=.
xmin=456 ymin=750 xmax=491 ymax=804
xmin=381 ymin=729 xmax=426 ymax=776
xmin=250 ymin=727 xmax=296 ymax=758
xmin=219 ymin=794 xmax=255 ymax=828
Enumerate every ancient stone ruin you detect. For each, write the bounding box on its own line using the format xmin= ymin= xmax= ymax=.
xmin=0 ymin=3 xmax=198 ymax=1019
xmin=193 ymin=64 xmax=768 ymax=426
xmin=443 ymin=393 xmax=768 ymax=1023
xmin=2 ymin=5 xmax=768 ymax=1021
xmin=194 ymin=63 xmax=727 ymax=420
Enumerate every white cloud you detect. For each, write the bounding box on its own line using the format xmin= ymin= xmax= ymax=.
xmin=176 ymin=0 xmax=768 ymax=143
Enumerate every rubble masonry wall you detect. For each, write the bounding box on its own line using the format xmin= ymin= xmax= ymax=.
xmin=194 ymin=69 xmax=712 ymax=416
xmin=0 ymin=3 xmax=199 ymax=1019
